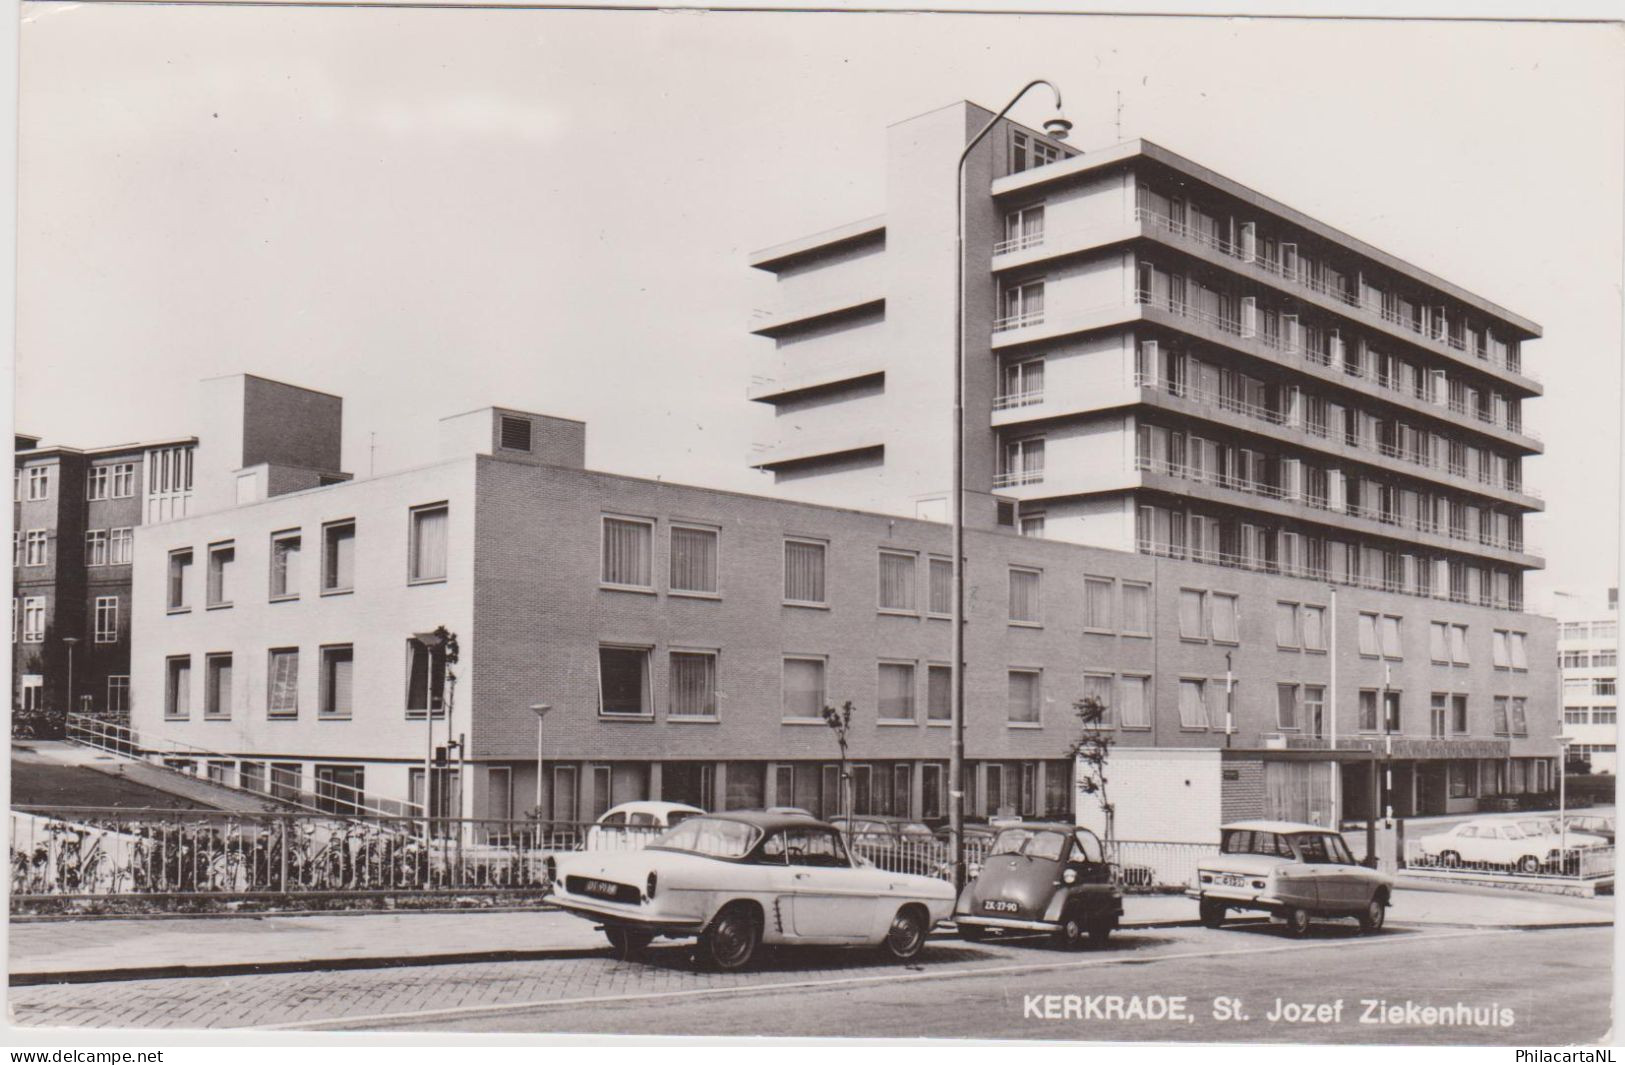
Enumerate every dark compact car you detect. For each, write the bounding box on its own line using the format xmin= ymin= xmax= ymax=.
xmin=953 ymin=823 xmax=1123 ymax=948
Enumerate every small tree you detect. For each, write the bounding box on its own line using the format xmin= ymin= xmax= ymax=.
xmin=1068 ymin=694 xmax=1115 ymax=857
xmin=821 ymin=700 xmax=855 ymax=823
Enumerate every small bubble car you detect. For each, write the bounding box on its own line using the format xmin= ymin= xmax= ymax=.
xmin=952 ymin=823 xmax=1123 ymax=948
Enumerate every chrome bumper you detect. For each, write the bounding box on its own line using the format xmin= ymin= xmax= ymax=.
xmin=546 ymin=893 xmax=706 ymax=933
xmin=955 ymin=914 xmax=1059 ymax=933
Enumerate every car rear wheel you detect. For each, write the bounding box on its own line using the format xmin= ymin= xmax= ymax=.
xmin=1517 ymin=855 xmax=1541 ymax=874
xmin=957 ymin=922 xmax=987 ymax=942
xmin=1285 ymin=906 xmax=1312 ymax=938
xmin=698 ymin=905 xmax=759 ymax=971
xmin=1357 ymin=896 xmax=1386 ymax=934
xmin=883 ymin=906 xmax=928 ymax=960
xmin=1198 ymin=899 xmax=1227 ymax=928
xmin=1439 ymin=850 xmax=1461 ymax=868
xmin=604 ymin=927 xmax=654 ymax=959
xmin=1052 ymin=915 xmax=1085 ymax=950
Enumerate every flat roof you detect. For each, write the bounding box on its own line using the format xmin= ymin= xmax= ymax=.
xmin=15 ymin=436 xmax=198 ymax=459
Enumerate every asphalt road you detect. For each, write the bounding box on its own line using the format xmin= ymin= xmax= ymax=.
xmin=13 ymin=920 xmax=1609 ymax=1043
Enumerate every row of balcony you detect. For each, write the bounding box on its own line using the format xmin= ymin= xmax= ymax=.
xmin=1134 ymin=538 xmax=1525 ymax=613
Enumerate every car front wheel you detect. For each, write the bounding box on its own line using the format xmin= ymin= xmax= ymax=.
xmin=1358 ymin=896 xmax=1386 ymax=933
xmin=1285 ymin=906 xmax=1312 ymax=938
xmin=883 ymin=906 xmax=928 ymax=960
xmin=698 ymin=905 xmax=759 ymax=971
xmin=1052 ymin=914 xmax=1085 ymax=950
xmin=1439 ymin=850 xmax=1461 ymax=868
xmin=604 ymin=927 xmax=654 ymax=959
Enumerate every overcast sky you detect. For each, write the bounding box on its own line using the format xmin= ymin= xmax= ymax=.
xmin=15 ymin=6 xmax=1622 ymax=610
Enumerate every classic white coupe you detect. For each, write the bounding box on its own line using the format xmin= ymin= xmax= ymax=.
xmin=545 ymin=811 xmax=957 ymax=969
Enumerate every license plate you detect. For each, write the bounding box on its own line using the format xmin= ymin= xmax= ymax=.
xmin=1217 ymin=874 xmax=1247 ymax=888
xmin=983 ymin=899 xmax=1020 ymax=913
xmin=583 ymin=878 xmax=626 ymax=900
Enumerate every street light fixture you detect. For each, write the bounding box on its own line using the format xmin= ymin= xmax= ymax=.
xmin=530 ymin=703 xmax=552 ymax=818
xmin=951 ymin=80 xmax=1068 ymax=892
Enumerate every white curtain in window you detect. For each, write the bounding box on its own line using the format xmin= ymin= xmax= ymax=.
xmin=602 ymin=518 xmax=650 ymax=587
xmin=929 ymin=559 xmax=952 ymax=615
xmin=670 ymin=652 xmax=716 ymax=716
xmin=1429 ymin=623 xmax=1448 ymax=662
xmin=1211 ymin=595 xmax=1238 ymax=642
xmin=1084 ymin=674 xmax=1113 ymax=723
xmin=1379 ymin=616 xmax=1402 ymax=657
xmin=1450 ymin=624 xmax=1469 ymax=664
xmin=1178 ymin=680 xmax=1207 ymax=728
xmin=927 ymin=666 xmax=951 ymax=720
xmin=1275 ymin=603 xmax=1298 ymax=647
xmin=1122 ymin=584 xmax=1149 ymax=634
xmin=1085 ymin=579 xmax=1114 ymax=630
xmin=1118 ymin=676 xmax=1148 ymax=727
xmin=1357 ymin=613 xmax=1379 ymax=656
xmin=670 ymin=527 xmax=717 ymax=593
xmin=1510 ymin=632 xmax=1527 ymax=670
xmin=1277 ymin=684 xmax=1298 ymax=729
xmin=784 ymin=541 xmax=825 ymax=603
xmin=879 ymin=553 xmax=916 ymax=611
xmin=878 ymin=663 xmax=915 ymax=720
xmin=1009 ymin=569 xmax=1040 ymax=622
xmin=1007 ymin=672 xmax=1040 ymax=722
xmin=1491 ymin=630 xmax=1509 ymax=668
xmin=412 ymin=507 xmax=449 ymax=581
xmin=783 ymin=658 xmax=825 ymax=718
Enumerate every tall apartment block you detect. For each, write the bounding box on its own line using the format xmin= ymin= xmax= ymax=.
xmin=748 ymin=102 xmax=1544 ymax=613
xmin=12 ymin=374 xmax=347 ymax=723
xmin=1557 ymin=588 xmax=1618 ymax=774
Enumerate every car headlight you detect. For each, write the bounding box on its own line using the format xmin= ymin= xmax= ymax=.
xmin=1063 ymin=868 xmax=1078 ymax=885
xmin=1199 ymin=873 xmax=1213 ymax=884
xmin=646 ymin=871 xmax=658 ymax=899
xmin=544 ymin=856 xmax=557 ymax=885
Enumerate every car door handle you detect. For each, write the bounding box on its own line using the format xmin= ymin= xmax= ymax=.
xmin=794 ymin=872 xmax=812 ymax=880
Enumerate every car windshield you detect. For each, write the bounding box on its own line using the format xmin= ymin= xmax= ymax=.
xmin=1497 ymin=824 xmax=1527 ymax=839
xmin=649 ymin=817 xmax=760 ymax=858
xmin=990 ymin=828 xmax=1069 ymax=861
xmin=899 ymin=823 xmax=934 ymax=840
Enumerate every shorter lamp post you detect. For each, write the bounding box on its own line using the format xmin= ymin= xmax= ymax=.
xmin=62 ymin=636 xmax=80 ymax=720
xmin=1557 ymin=736 xmax=1573 ymax=855
xmin=530 ymin=703 xmax=552 ymax=820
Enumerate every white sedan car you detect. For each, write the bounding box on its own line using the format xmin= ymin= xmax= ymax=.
xmin=1417 ymin=819 xmax=1573 ymax=872
xmin=546 ymin=811 xmax=957 ymax=969
xmin=583 ymin=801 xmax=705 ymax=851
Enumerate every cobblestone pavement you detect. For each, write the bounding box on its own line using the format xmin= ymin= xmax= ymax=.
xmin=7 ymin=922 xmax=1520 ymax=1033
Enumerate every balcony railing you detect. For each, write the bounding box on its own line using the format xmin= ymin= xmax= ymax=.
xmin=1133 ymin=206 xmax=1538 ymax=384
xmin=993 ymin=468 xmax=1045 ymax=488
xmin=993 ymin=309 xmax=1045 ymax=333
xmin=993 ymin=231 xmax=1046 ymax=256
xmin=992 ymin=388 xmax=1045 ymax=411
xmin=1133 ymin=538 xmax=1524 ymax=611
xmin=1132 ymin=288 xmax=1540 ymax=443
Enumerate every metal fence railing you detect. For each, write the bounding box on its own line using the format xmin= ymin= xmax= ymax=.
xmin=1113 ymin=840 xmax=1218 ymax=889
xmin=1404 ymin=841 xmax=1614 ymax=881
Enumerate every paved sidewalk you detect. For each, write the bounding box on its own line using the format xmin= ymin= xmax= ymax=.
xmin=9 ymin=887 xmax=1610 ymax=984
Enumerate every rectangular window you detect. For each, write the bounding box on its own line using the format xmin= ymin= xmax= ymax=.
xmin=669 ymin=650 xmax=718 ymax=718
xmin=267 ymin=649 xmax=299 ymax=718
xmin=86 ymin=530 xmax=109 ymax=567
xmin=315 ymin=765 xmax=366 ymax=816
xmin=598 ymin=645 xmax=651 ymax=717
xmin=1358 ymin=612 xmax=1379 ymax=656
xmin=928 ymin=557 xmax=953 ymax=616
xmin=1083 ymin=673 xmax=1114 ymax=725
xmin=110 ymin=528 xmax=133 ymax=565
xmin=1276 ymin=602 xmax=1299 ymax=648
xmin=878 ymin=551 xmax=917 ymax=613
xmin=26 ymin=466 xmax=49 ymax=500
xmin=1511 ymin=697 xmax=1528 ymax=736
xmin=1492 ymin=629 xmax=1509 ymax=669
xmin=1178 ymin=679 xmax=1208 ymax=729
xmin=1509 ymin=631 xmax=1528 ymax=670
xmin=1493 ymin=696 xmax=1510 ymax=736
xmin=410 ymin=503 xmax=449 ymax=583
xmin=207 ymin=542 xmax=236 ymax=608
xmin=93 ymin=595 xmax=118 ymax=644
xmin=877 ymin=662 xmax=916 ymax=721
xmin=1452 ymin=693 xmax=1469 ymax=735
xmin=1122 ymin=582 xmax=1151 ymax=635
xmin=1383 ymin=691 xmax=1402 ymax=733
xmin=322 ymin=521 xmax=355 ymax=593
xmin=87 ymin=465 xmax=109 ymax=500
xmin=270 ymin=763 xmax=303 ymax=803
xmin=1020 ymin=514 xmax=1046 ymax=538
xmin=320 ymin=645 xmax=354 ymax=719
xmin=1007 ymin=670 xmax=1041 ymax=724
xmin=1380 ymin=615 xmax=1402 ymax=658
xmin=784 ymin=538 xmax=827 ymax=605
xmin=1277 ymin=684 xmax=1299 ymax=730
xmin=1179 ymin=589 xmax=1205 ymax=639
xmin=107 ymin=675 xmax=129 ymax=714
xmin=783 ymin=656 xmax=827 ymax=720
xmin=270 ymin=531 xmax=301 ymax=599
xmin=406 ymin=639 xmax=447 ymax=718
xmin=205 ymin=654 xmax=233 ymax=719
xmin=1304 ymin=685 xmax=1326 ymax=737
xmin=111 ymin=462 xmax=135 ymax=498
xmin=927 ymin=665 xmax=951 ymax=722
xmin=669 ymin=524 xmax=719 ymax=596
xmin=1450 ymin=624 xmax=1470 ymax=665
xmin=1118 ymin=675 xmax=1150 ymax=728
xmin=21 ymin=597 xmax=44 ymax=642
xmin=165 ymin=655 xmax=192 ymax=720
xmin=1301 ymin=605 xmax=1326 ymax=650
xmin=24 ymin=530 xmax=47 ymax=567
xmin=1211 ymin=593 xmax=1239 ymax=643
xmin=1358 ymin=689 xmax=1379 ymax=732
xmin=1430 ymin=622 xmax=1449 ymax=664
xmin=1008 ymin=567 xmax=1042 ymax=624
xmin=598 ymin=516 xmax=653 ymax=590
xmin=1084 ymin=577 xmax=1115 ymax=631
xmin=167 ymin=549 xmax=193 ymax=610
xmin=1430 ymin=692 xmax=1448 ymax=738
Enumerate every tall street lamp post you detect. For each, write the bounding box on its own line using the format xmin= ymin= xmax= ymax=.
xmin=530 ymin=703 xmax=552 ymax=820
xmin=412 ymin=630 xmax=446 ymax=833
xmin=62 ymin=636 xmax=79 ymax=720
xmin=951 ymin=80 xmax=1070 ymax=891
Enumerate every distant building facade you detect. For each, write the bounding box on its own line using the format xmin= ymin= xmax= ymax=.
xmin=1557 ymin=588 xmax=1618 ymax=775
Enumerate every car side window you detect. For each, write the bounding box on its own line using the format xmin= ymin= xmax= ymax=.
xmin=602 ymin=812 xmax=627 ymax=826
xmin=786 ymin=828 xmax=850 ymax=868
xmin=1074 ymin=829 xmax=1104 ymax=864
xmin=1293 ymin=834 xmax=1333 ymax=864
xmin=1457 ymin=826 xmax=1477 ymax=838
xmin=629 ymin=812 xmax=658 ymax=827
xmin=756 ymin=831 xmax=788 ymax=865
